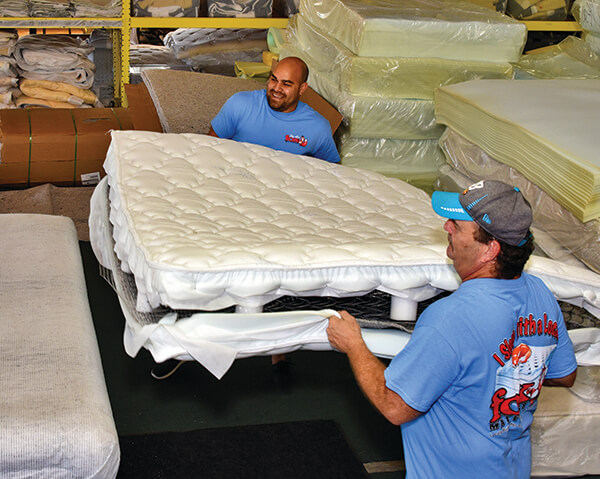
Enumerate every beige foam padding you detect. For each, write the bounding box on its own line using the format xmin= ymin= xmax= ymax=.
xmin=0 ymin=183 xmax=93 ymax=241
xmin=141 ymin=69 xmax=264 ymax=135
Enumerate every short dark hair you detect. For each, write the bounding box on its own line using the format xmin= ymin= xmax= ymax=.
xmin=473 ymin=225 xmax=534 ymax=279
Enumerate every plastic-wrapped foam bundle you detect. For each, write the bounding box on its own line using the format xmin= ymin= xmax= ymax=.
xmin=298 ymin=0 xmax=526 ymax=62
xmin=289 ymin=14 xmax=513 ymax=99
xmin=337 ymin=133 xmax=446 ymax=190
xmin=0 ymin=30 xmax=18 ymax=109
xmin=573 ymin=0 xmax=600 ymax=55
xmin=515 ymin=36 xmax=600 ymax=79
xmin=280 ymin=0 xmax=527 ymax=188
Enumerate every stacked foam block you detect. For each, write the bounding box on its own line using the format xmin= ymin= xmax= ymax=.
xmin=279 ymin=0 xmax=527 ymax=191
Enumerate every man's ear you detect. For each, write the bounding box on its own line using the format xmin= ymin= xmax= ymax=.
xmin=482 ymin=239 xmax=501 ymax=263
xmin=299 ymin=82 xmax=308 ymax=96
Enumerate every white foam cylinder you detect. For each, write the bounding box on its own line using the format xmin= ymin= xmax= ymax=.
xmin=390 ymin=296 xmax=418 ymax=321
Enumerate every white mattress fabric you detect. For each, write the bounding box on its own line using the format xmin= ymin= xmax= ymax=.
xmin=434 ymin=79 xmax=600 ymax=222
xmin=298 ymin=0 xmax=526 ymax=62
xmin=1 ymin=214 xmax=119 ymax=479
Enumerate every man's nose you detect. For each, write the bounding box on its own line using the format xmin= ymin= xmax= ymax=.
xmin=443 ymin=219 xmax=454 ymax=233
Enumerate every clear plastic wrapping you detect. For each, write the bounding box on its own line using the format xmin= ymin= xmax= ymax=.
xmin=338 ymin=132 xmax=446 ymax=190
xmin=279 ymin=43 xmax=444 ymax=140
xmin=515 ymin=36 xmax=600 ymax=79
xmin=207 ymin=0 xmax=273 ymax=17
xmin=298 ymin=0 xmax=527 ymax=62
xmin=439 ymin=128 xmax=600 ymax=273
xmin=584 ymin=31 xmax=600 ymax=56
xmin=287 ymin=14 xmax=513 ymax=100
xmin=572 ymin=0 xmax=600 ymax=35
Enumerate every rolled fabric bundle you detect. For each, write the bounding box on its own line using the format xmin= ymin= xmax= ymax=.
xmin=15 ymin=95 xmax=92 ymax=109
xmin=19 ymin=79 xmax=101 ymax=107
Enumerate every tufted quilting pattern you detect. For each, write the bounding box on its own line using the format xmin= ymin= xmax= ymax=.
xmin=97 ymin=130 xmax=600 ymax=315
xmin=102 ymin=130 xmax=455 ymax=310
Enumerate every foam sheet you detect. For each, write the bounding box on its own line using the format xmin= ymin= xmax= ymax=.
xmin=90 ymin=131 xmax=600 ymax=321
xmin=435 ymin=79 xmax=600 ymax=222
xmin=298 ymin=0 xmax=526 ymax=62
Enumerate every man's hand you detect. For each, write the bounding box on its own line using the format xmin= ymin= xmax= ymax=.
xmin=327 ymin=310 xmax=365 ymax=354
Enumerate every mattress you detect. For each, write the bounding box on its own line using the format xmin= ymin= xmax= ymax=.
xmin=279 ymin=43 xmax=443 ymax=140
xmin=285 ymin=13 xmax=514 ymax=100
xmin=434 ymin=79 xmax=600 ymax=222
xmin=91 ymin=130 xmax=600 ymax=317
xmin=584 ymin=31 xmax=600 ymax=55
xmin=438 ymin=128 xmax=600 ymax=274
xmin=89 ymin=131 xmax=600 ymax=378
xmin=0 ymin=214 xmax=119 ymax=478
xmin=298 ymin=0 xmax=527 ymax=62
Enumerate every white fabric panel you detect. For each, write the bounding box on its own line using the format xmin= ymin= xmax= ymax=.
xmin=298 ymin=0 xmax=526 ymax=62
xmin=0 ymin=214 xmax=119 ymax=479
xmin=434 ymin=79 xmax=600 ymax=222
xmin=531 ymin=369 xmax=600 ymax=477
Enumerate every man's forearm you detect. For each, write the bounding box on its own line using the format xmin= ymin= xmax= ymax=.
xmin=347 ymin=342 xmax=420 ymax=426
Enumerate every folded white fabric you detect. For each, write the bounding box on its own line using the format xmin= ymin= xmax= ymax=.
xmin=14 ymin=35 xmax=95 ymax=89
xmin=298 ymin=0 xmax=527 ymax=62
xmin=435 ymin=79 xmax=600 ymax=222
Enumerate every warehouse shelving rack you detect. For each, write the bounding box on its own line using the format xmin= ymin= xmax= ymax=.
xmin=0 ymin=0 xmax=583 ymax=107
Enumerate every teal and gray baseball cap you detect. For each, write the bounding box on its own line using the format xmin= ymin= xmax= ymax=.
xmin=431 ymin=180 xmax=533 ymax=247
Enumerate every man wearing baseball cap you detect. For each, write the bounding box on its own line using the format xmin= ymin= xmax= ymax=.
xmin=327 ymin=180 xmax=577 ymax=478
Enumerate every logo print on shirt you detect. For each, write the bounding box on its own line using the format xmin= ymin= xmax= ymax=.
xmin=285 ymin=134 xmax=308 ymax=147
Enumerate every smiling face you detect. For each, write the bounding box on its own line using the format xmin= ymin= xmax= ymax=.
xmin=444 ymin=219 xmax=498 ymax=281
xmin=266 ymin=58 xmax=308 ymax=113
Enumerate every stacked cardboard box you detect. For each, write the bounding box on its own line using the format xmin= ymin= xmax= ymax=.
xmin=0 ymin=108 xmax=133 ymax=186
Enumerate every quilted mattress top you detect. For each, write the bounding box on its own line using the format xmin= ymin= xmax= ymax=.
xmin=105 ymin=130 xmax=449 ymax=272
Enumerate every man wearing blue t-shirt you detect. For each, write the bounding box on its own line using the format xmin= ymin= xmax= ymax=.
xmin=208 ymin=56 xmax=340 ymax=164
xmin=327 ymin=180 xmax=577 ymax=478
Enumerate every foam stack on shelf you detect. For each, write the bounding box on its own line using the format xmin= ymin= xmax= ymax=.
xmin=572 ymin=0 xmax=600 ymax=56
xmin=434 ymin=79 xmax=600 ymax=270
xmin=279 ymin=0 xmax=526 ymax=191
xmin=13 ymin=34 xmax=101 ymax=109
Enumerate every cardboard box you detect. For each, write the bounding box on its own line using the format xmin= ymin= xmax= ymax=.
xmin=0 ymin=107 xmax=133 ymax=187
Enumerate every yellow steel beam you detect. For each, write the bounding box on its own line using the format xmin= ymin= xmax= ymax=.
xmin=130 ymin=17 xmax=288 ymax=29
xmin=521 ymin=20 xmax=583 ymax=31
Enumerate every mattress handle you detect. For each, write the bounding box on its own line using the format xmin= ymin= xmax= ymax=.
xmin=69 ymin=110 xmax=78 ymax=186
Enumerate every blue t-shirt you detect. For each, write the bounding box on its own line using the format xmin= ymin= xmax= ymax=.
xmin=384 ymin=273 xmax=577 ymax=479
xmin=211 ymin=89 xmax=340 ymax=163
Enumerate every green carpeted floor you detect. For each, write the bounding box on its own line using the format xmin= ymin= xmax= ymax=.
xmin=80 ymin=241 xmax=406 ymax=478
